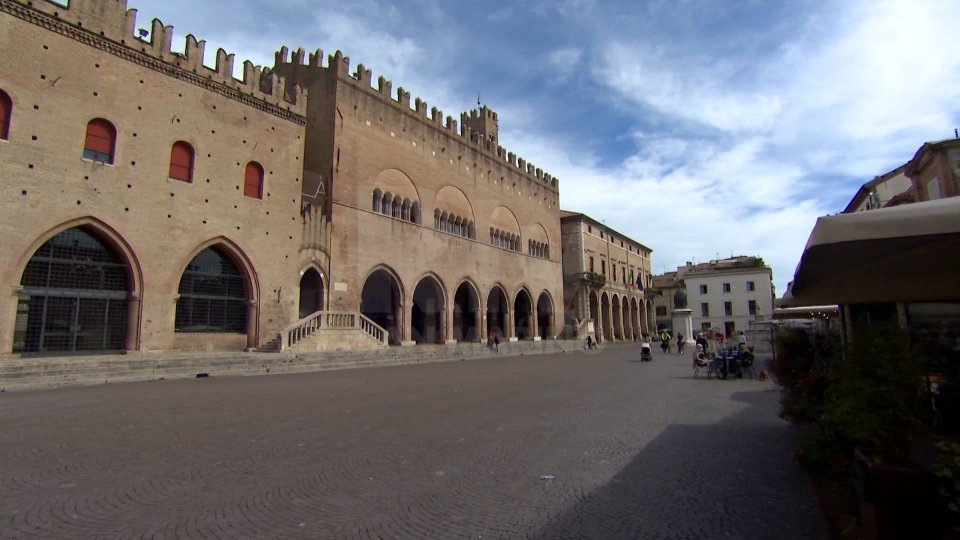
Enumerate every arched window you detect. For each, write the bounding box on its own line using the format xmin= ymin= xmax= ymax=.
xmin=411 ymin=202 xmax=420 ymax=224
xmin=382 ymin=193 xmax=392 ymax=216
xmin=401 ymin=199 xmax=411 ymax=221
xmin=391 ymin=198 xmax=401 ymax=218
xmin=243 ymin=161 xmax=264 ymax=199
xmin=82 ymin=118 xmax=116 ymax=163
xmin=0 ymin=89 xmax=11 ymax=140
xmin=175 ymin=247 xmax=247 ymax=333
xmin=372 ymin=189 xmax=382 ymax=213
xmin=168 ymin=141 xmax=194 ymax=182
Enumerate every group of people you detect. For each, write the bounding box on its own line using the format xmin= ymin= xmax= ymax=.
xmin=659 ymin=329 xmax=748 ymax=355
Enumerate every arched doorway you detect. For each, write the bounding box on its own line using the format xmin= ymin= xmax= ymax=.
xmin=486 ymin=286 xmax=508 ymax=340
xmin=514 ymin=289 xmax=533 ymax=340
xmin=600 ymin=292 xmax=611 ymax=343
xmin=631 ymin=298 xmax=641 ymax=340
xmin=361 ymin=268 xmax=402 ymax=345
xmin=612 ymin=295 xmax=622 ymax=340
xmin=298 ymin=268 xmax=324 ymax=319
xmin=453 ymin=282 xmax=479 ymax=342
xmin=536 ymin=292 xmax=553 ymax=339
xmin=14 ymin=227 xmax=131 ymax=353
xmin=412 ymin=276 xmax=444 ymax=344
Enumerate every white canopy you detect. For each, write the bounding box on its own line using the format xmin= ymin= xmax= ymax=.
xmin=784 ymin=197 xmax=960 ymax=306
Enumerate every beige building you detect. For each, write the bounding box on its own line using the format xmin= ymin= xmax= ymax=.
xmin=843 ymin=164 xmax=913 ymax=213
xmin=559 ymin=212 xmax=653 ymax=342
xmin=905 ymin=137 xmax=960 ymax=202
xmin=0 ymin=0 xmax=564 ymax=355
xmin=653 ymin=257 xmax=774 ymax=338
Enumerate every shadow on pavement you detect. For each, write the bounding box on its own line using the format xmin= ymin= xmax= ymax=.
xmin=533 ymin=389 xmax=826 ymax=540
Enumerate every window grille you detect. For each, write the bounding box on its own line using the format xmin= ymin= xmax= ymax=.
xmin=175 ymin=247 xmax=247 ymax=333
xmin=14 ymin=227 xmax=129 ymax=352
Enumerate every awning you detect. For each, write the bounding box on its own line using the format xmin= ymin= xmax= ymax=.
xmin=784 ymin=197 xmax=960 ymax=306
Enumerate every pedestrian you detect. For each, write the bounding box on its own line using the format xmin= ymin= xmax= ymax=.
xmin=585 ymin=335 xmax=594 ymax=350
xmin=659 ymin=329 xmax=671 ymax=354
xmin=696 ymin=332 xmax=709 ymax=353
xmin=676 ymin=333 xmax=685 ymax=355
xmin=738 ymin=331 xmax=747 ymax=346
xmin=493 ymin=330 xmax=501 ymax=352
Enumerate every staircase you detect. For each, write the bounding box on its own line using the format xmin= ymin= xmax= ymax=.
xmin=278 ymin=311 xmax=388 ymax=352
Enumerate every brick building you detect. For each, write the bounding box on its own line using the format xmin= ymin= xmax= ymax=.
xmin=0 ymin=0 xmax=563 ymax=355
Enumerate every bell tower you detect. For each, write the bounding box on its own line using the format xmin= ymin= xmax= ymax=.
xmin=461 ymin=105 xmax=498 ymax=147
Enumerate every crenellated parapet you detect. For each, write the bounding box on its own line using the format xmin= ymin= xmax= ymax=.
xmin=272 ymin=46 xmax=560 ymax=193
xmin=1 ymin=0 xmax=307 ymax=122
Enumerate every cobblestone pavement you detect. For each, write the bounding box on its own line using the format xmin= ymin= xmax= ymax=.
xmin=1 ymin=346 xmax=825 ymax=539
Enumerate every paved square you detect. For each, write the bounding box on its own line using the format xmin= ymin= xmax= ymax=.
xmin=1 ymin=347 xmax=825 ymax=539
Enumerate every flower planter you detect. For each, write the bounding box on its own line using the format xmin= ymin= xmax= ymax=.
xmin=854 ymin=448 xmax=938 ymax=540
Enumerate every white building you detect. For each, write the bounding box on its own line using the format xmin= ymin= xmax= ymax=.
xmin=653 ymin=256 xmax=774 ymax=339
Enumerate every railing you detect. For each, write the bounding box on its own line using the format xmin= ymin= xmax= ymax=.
xmin=279 ymin=311 xmax=388 ymax=351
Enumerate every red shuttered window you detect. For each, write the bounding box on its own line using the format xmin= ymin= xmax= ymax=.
xmin=169 ymin=141 xmax=194 ymax=182
xmin=82 ymin=118 xmax=116 ymax=163
xmin=243 ymin=161 xmax=263 ymax=199
xmin=0 ymin=90 xmax=11 ymax=140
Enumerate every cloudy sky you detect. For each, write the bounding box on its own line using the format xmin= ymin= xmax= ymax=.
xmin=127 ymin=0 xmax=960 ymax=294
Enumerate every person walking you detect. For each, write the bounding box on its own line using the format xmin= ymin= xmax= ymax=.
xmin=659 ymin=330 xmax=671 ymax=354
xmin=676 ymin=333 xmax=685 ymax=355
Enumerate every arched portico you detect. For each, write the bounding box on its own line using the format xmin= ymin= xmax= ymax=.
xmin=600 ymin=292 xmax=611 ymax=342
xmin=486 ymin=285 xmax=509 ymax=340
xmin=536 ymin=291 xmax=554 ymax=339
xmin=589 ymin=289 xmax=600 ymax=339
xmin=513 ymin=288 xmax=533 ymax=340
xmin=612 ymin=295 xmax=622 ymax=340
xmin=453 ymin=281 xmax=480 ymax=342
xmin=411 ymin=275 xmax=445 ymax=344
xmin=360 ymin=266 xmax=403 ymax=345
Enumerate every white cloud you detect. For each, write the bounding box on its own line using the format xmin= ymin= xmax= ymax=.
xmin=546 ymin=47 xmax=583 ymax=81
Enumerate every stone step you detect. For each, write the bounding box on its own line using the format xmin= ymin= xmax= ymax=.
xmin=0 ymin=339 xmax=615 ymax=391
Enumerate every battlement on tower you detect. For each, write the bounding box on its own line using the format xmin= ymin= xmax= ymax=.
xmin=273 ymin=46 xmax=559 ymax=193
xmin=3 ymin=0 xmax=307 ymax=119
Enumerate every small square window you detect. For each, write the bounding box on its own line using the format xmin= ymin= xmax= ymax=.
xmin=747 ymin=281 xmax=756 ymax=291
xmin=699 ymin=284 xmax=708 ymax=294
xmin=722 ymin=283 xmax=731 ymax=293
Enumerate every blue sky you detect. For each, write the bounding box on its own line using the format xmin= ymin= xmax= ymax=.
xmin=128 ymin=0 xmax=960 ymax=294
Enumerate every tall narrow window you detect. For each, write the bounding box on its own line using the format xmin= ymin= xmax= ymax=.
xmin=82 ymin=118 xmax=116 ymax=163
xmin=0 ymin=90 xmax=11 ymax=140
xmin=243 ymin=161 xmax=264 ymax=199
xmin=701 ymin=303 xmax=710 ymax=317
xmin=372 ymin=189 xmax=382 ymax=213
xmin=168 ymin=141 xmax=194 ymax=182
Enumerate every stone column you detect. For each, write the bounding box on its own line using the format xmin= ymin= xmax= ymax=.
xmin=401 ymin=301 xmax=414 ymax=346
xmin=507 ymin=309 xmax=517 ymax=342
xmin=445 ymin=302 xmax=456 ymax=344
xmin=124 ymin=292 xmax=141 ymax=352
xmin=245 ymin=300 xmax=259 ymax=350
xmin=532 ymin=304 xmax=541 ymax=341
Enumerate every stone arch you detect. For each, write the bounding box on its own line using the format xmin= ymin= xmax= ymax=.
xmin=373 ymin=168 xmax=420 ymax=211
xmin=612 ymin=295 xmax=622 ymax=340
xmin=620 ymin=296 xmax=632 ymax=340
xmin=11 ymin=218 xmax=144 ymax=353
xmin=434 ymin=185 xmax=476 ymax=224
xmin=360 ymin=265 xmax=404 ymax=345
xmin=453 ymin=279 xmax=481 ymax=342
xmin=411 ymin=273 xmax=446 ymax=345
xmin=589 ymin=289 xmax=600 ymax=339
xmin=631 ymin=297 xmax=640 ymax=341
xmin=175 ymin=237 xmax=260 ymax=348
xmin=600 ymin=291 xmax=612 ymax=343
xmin=513 ymin=287 xmax=534 ymax=340
xmin=536 ymin=290 xmax=554 ymax=339
xmin=486 ymin=284 xmax=509 ymax=340
xmin=490 ymin=206 xmax=521 ymax=236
